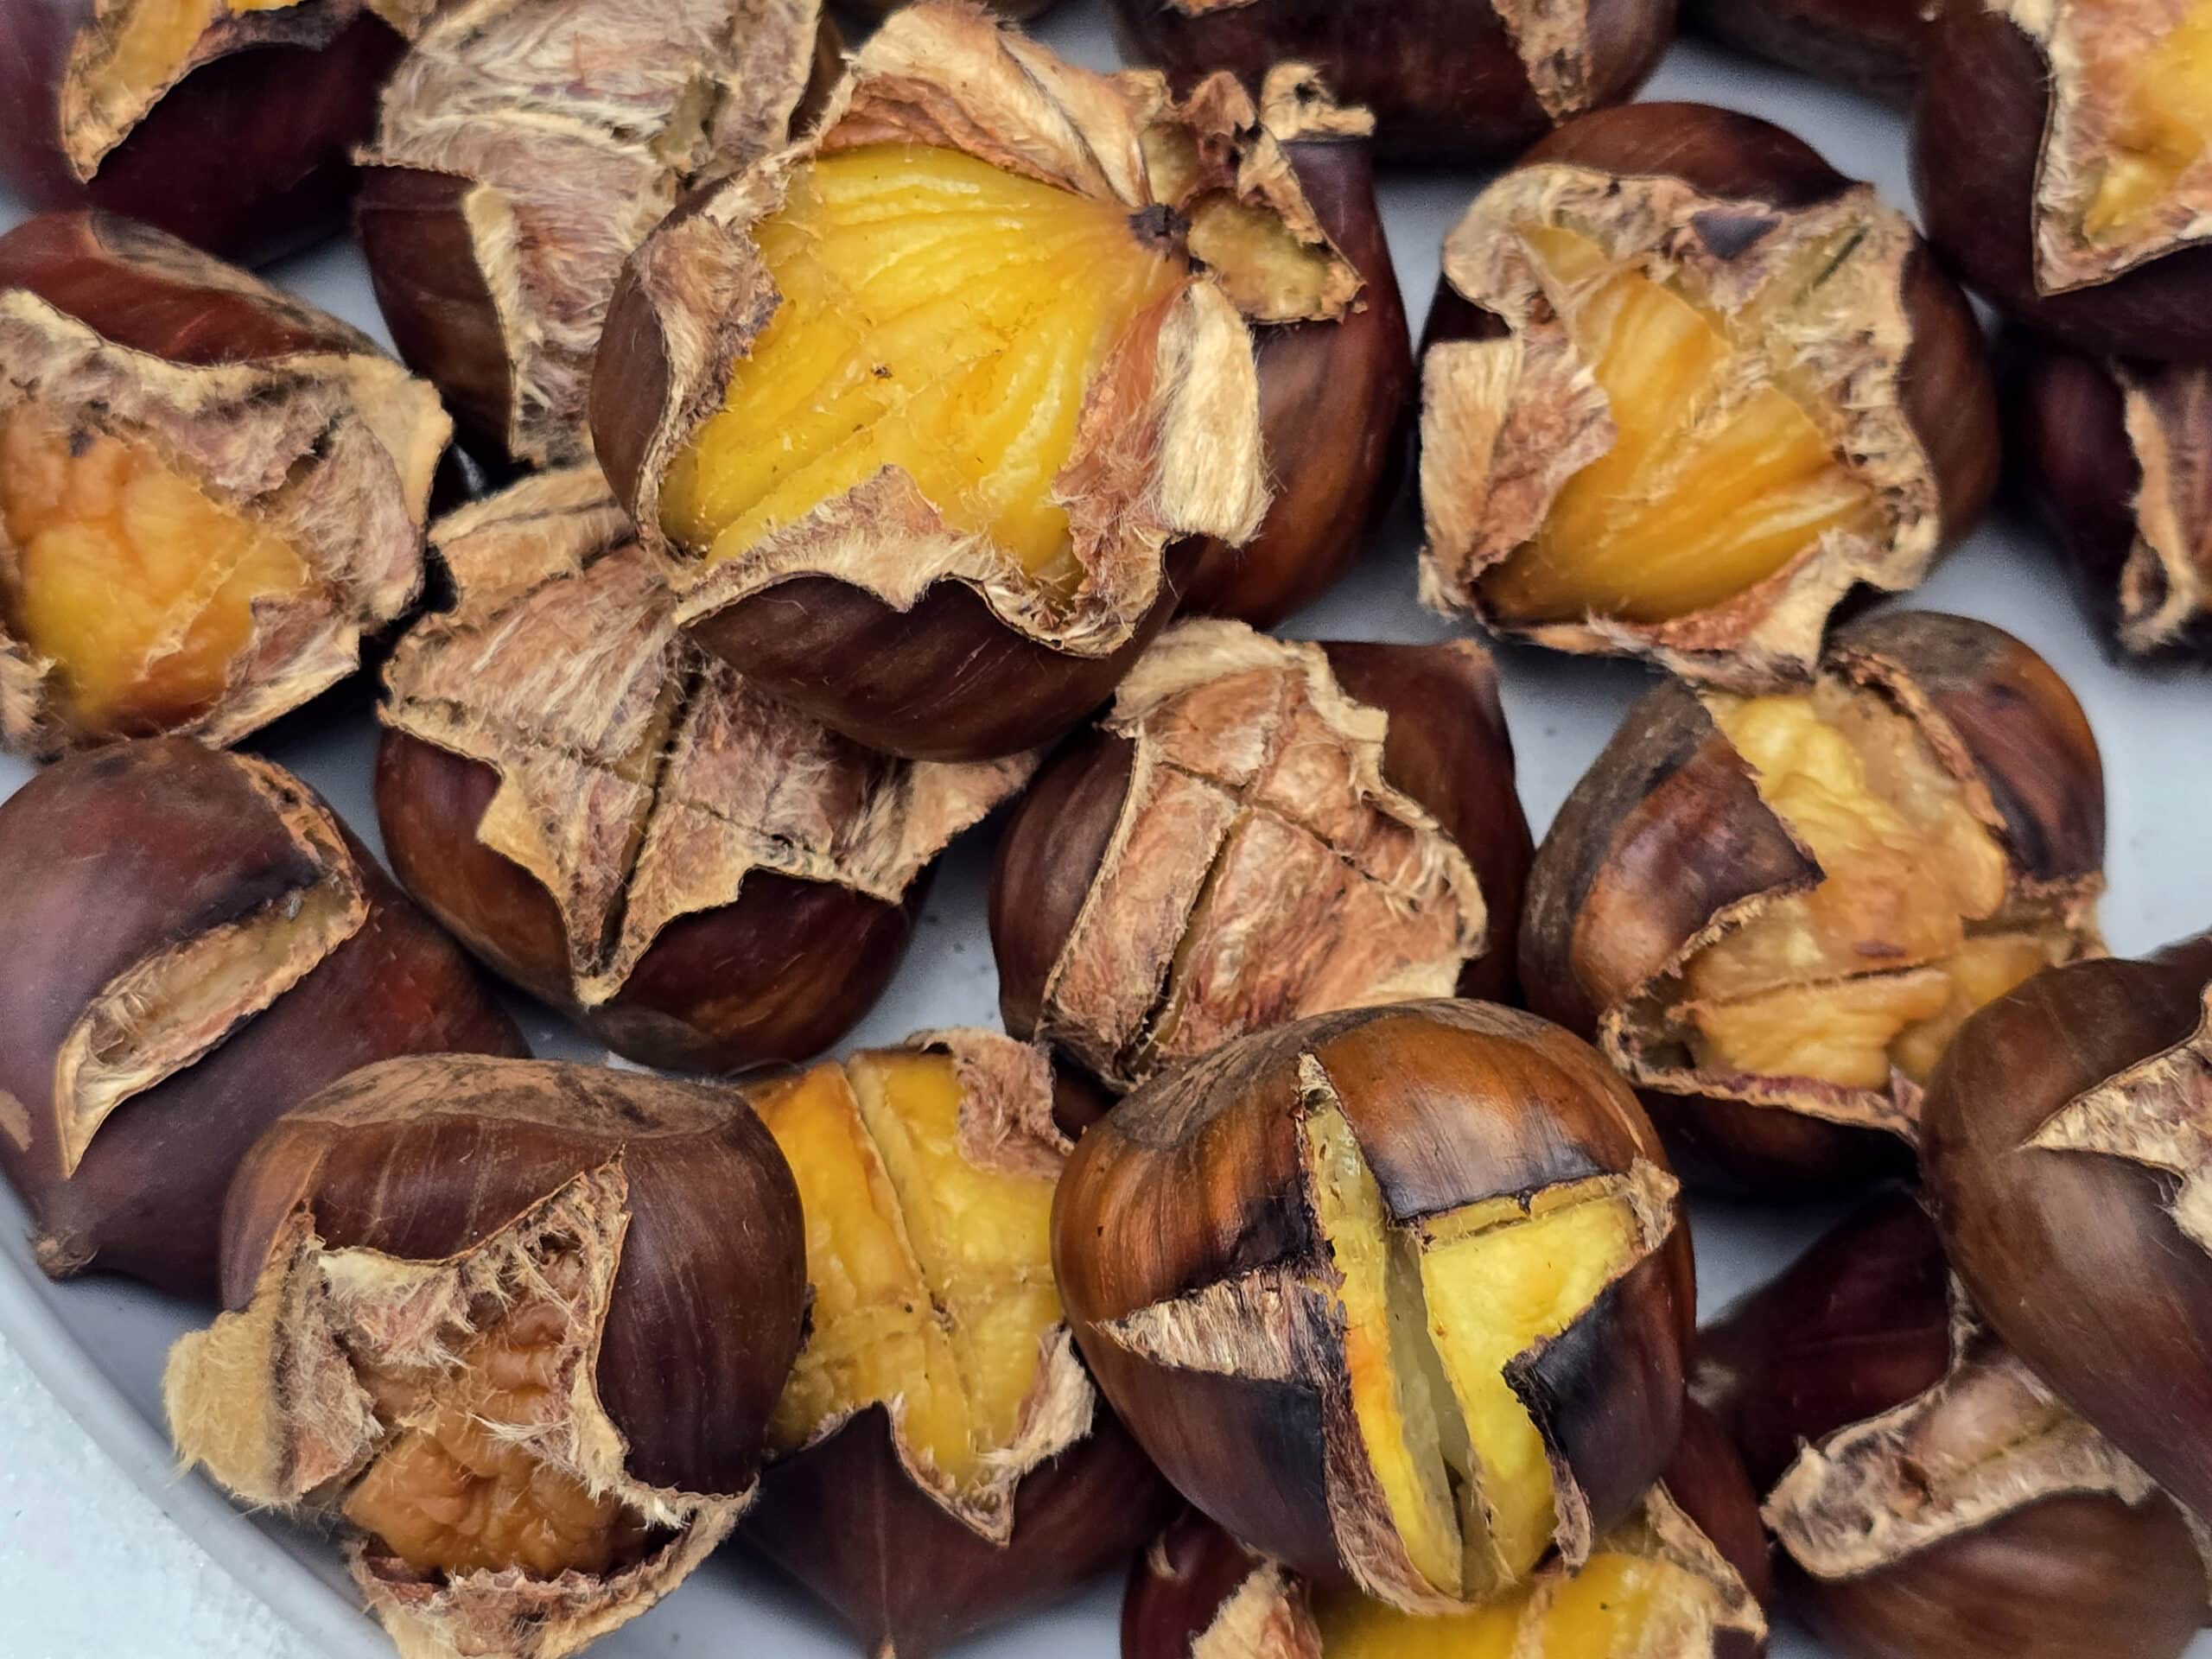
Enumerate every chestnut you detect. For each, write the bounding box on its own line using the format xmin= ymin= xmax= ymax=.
xmin=991 ymin=620 xmax=1530 ymax=1094
xmin=164 ymin=1053 xmax=807 ymax=1659
xmin=1921 ymin=934 xmax=2212 ymax=1526
xmin=1150 ymin=70 xmax=1414 ymax=627
xmin=1914 ymin=0 xmax=2212 ymax=362
xmin=1054 ymin=1000 xmax=1694 ymax=1612
xmin=375 ymin=467 xmax=1033 ymax=1075
xmin=0 ymin=211 xmax=449 ymax=759
xmin=1681 ymin=0 xmax=1939 ymax=106
xmin=1104 ymin=0 xmax=1676 ymax=164
xmin=1522 ymin=610 xmax=2105 ymax=1197
xmin=1121 ymin=1407 xmax=1769 ymax=1658
xmin=1420 ymin=104 xmax=1997 ymax=684
xmin=0 ymin=0 xmax=419 ymax=267
xmin=1713 ymin=1197 xmax=2207 ymax=1659
xmin=358 ymin=0 xmax=836 ymax=468
xmin=591 ymin=3 xmax=1368 ymax=761
xmin=846 ymin=0 xmax=1058 ymax=16
xmin=2011 ymin=337 xmax=2212 ymax=658
xmin=739 ymin=1030 xmax=1177 ymax=1656
xmin=0 ymin=738 xmax=524 ymax=1299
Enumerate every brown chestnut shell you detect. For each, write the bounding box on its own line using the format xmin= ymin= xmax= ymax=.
xmin=1681 ymin=0 xmax=1937 ymax=106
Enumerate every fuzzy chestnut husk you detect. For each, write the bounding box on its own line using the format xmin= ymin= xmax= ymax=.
xmin=0 ymin=0 xmax=424 ymax=266
xmin=1054 ymin=999 xmax=1694 ymax=1613
xmin=0 ymin=739 xmax=523 ymax=1299
xmin=1922 ymin=934 xmax=2212 ymax=1527
xmin=0 ymin=211 xmax=450 ymax=758
xmin=1521 ymin=610 xmax=2105 ymax=1198
xmin=1105 ymin=0 xmax=1676 ymax=164
xmin=376 ymin=467 xmax=1033 ymax=1073
xmin=991 ymin=620 xmax=1528 ymax=1094
xmin=1160 ymin=70 xmax=1413 ymax=627
xmin=1421 ymin=104 xmax=1996 ymax=685
xmin=1914 ymin=0 xmax=2212 ymax=363
xmin=1120 ymin=1408 xmax=1769 ymax=1659
xmin=165 ymin=1053 xmax=807 ymax=1659
xmin=1681 ymin=0 xmax=1940 ymax=106
xmin=1718 ymin=1202 xmax=2209 ymax=1659
xmin=358 ymin=0 xmax=837 ymax=468
xmin=2011 ymin=338 xmax=2212 ymax=658
xmin=591 ymin=3 xmax=1367 ymax=761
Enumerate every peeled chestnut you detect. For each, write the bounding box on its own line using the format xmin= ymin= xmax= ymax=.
xmin=1055 ymin=1000 xmax=1694 ymax=1613
xmin=1122 ymin=1407 xmax=1768 ymax=1659
xmin=165 ymin=1053 xmax=807 ymax=1659
xmin=1160 ymin=70 xmax=1413 ymax=627
xmin=739 ymin=1031 xmax=1175 ymax=1657
xmin=991 ymin=620 xmax=1529 ymax=1094
xmin=1708 ymin=1196 xmax=2205 ymax=1659
xmin=1420 ymin=104 xmax=1997 ymax=683
xmin=0 ymin=212 xmax=449 ymax=759
xmin=1922 ymin=934 xmax=2212 ymax=1526
xmin=1522 ymin=610 xmax=2105 ymax=1197
xmin=592 ymin=3 xmax=1370 ymax=760
xmin=1915 ymin=0 xmax=2212 ymax=362
xmin=0 ymin=0 xmax=420 ymax=266
xmin=358 ymin=0 xmax=835 ymax=468
xmin=2011 ymin=338 xmax=2212 ymax=658
xmin=375 ymin=467 xmax=1033 ymax=1074
xmin=1681 ymin=0 xmax=1939 ymax=106
xmin=0 ymin=739 xmax=524 ymax=1298
xmin=1105 ymin=0 xmax=1676 ymax=164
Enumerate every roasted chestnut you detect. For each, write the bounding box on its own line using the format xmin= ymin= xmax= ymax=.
xmin=1522 ymin=611 xmax=2105 ymax=1197
xmin=358 ymin=0 xmax=836 ymax=468
xmin=165 ymin=1053 xmax=807 ymax=1659
xmin=0 ymin=0 xmax=420 ymax=266
xmin=846 ymin=0 xmax=1058 ymax=16
xmin=0 ymin=739 xmax=523 ymax=1298
xmin=0 ymin=211 xmax=449 ymax=758
xmin=740 ymin=1031 xmax=1176 ymax=1657
xmin=1104 ymin=0 xmax=1677 ymax=164
xmin=1681 ymin=0 xmax=1940 ymax=106
xmin=591 ymin=3 xmax=1366 ymax=760
xmin=1922 ymin=933 xmax=2212 ymax=1526
xmin=1420 ymin=104 xmax=1997 ymax=683
xmin=1914 ymin=0 xmax=2212 ymax=362
xmin=2011 ymin=337 xmax=2212 ymax=658
xmin=374 ymin=467 xmax=1033 ymax=1075
xmin=991 ymin=621 xmax=1529 ymax=1094
xmin=1122 ymin=1407 xmax=1768 ymax=1658
xmin=1711 ymin=1195 xmax=2206 ymax=1659
xmin=1157 ymin=70 xmax=1413 ymax=627
xmin=1054 ymin=1000 xmax=1694 ymax=1613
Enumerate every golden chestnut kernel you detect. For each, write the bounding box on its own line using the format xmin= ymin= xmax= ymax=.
xmin=593 ymin=3 xmax=1362 ymax=760
xmin=376 ymin=467 xmax=1033 ymax=1073
xmin=741 ymin=1031 xmax=1173 ymax=1658
xmin=1522 ymin=611 xmax=2104 ymax=1197
xmin=0 ymin=211 xmax=448 ymax=757
xmin=1057 ymin=1001 xmax=1693 ymax=1614
xmin=166 ymin=1055 xmax=808 ymax=1659
xmin=1423 ymin=105 xmax=1994 ymax=683
xmin=991 ymin=621 xmax=1527 ymax=1094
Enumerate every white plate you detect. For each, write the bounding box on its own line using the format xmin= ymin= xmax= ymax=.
xmin=1 ymin=8 xmax=2206 ymax=1656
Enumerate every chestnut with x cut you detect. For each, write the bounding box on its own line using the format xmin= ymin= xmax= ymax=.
xmin=1055 ymin=1001 xmax=1693 ymax=1613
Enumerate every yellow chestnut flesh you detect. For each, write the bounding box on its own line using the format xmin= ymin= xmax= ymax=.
xmin=2086 ymin=0 xmax=2212 ymax=238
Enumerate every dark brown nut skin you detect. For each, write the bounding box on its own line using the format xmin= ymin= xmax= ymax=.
xmin=1179 ymin=133 xmax=1412 ymax=627
xmin=1522 ymin=611 xmax=2105 ymax=1198
xmin=375 ymin=731 xmax=922 ymax=1075
xmin=746 ymin=1403 xmax=1177 ymax=1659
xmin=1681 ymin=0 xmax=1938 ymax=106
xmin=1922 ymin=938 xmax=2212 ymax=1525
xmin=0 ymin=739 xmax=524 ymax=1299
xmin=0 ymin=0 xmax=407 ymax=267
xmin=1913 ymin=3 xmax=2212 ymax=362
xmin=992 ymin=637 xmax=1531 ymax=1076
xmin=1054 ymin=999 xmax=1694 ymax=1607
xmin=1105 ymin=0 xmax=1677 ymax=164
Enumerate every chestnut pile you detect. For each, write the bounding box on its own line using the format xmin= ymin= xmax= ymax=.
xmin=0 ymin=3 xmax=2209 ymax=1659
